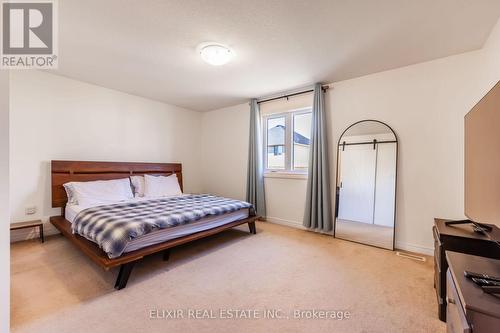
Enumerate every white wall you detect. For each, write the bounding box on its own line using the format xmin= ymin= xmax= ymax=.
xmin=10 ymin=71 xmax=203 ymax=240
xmin=329 ymin=20 xmax=500 ymax=253
xmin=201 ymin=19 xmax=500 ymax=254
xmin=200 ymin=101 xmax=311 ymax=229
xmin=201 ymin=103 xmax=249 ymax=201
xmin=0 ymin=71 xmax=10 ymax=333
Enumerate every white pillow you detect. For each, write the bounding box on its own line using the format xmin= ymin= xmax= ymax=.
xmin=130 ymin=175 xmax=145 ymax=198
xmin=144 ymin=174 xmax=182 ymax=198
xmin=70 ymin=178 xmax=134 ymax=207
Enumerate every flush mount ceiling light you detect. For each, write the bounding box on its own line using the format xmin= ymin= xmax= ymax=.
xmin=198 ymin=43 xmax=234 ymax=66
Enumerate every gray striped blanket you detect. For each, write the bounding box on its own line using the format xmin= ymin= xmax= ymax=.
xmin=72 ymin=194 xmax=253 ymax=258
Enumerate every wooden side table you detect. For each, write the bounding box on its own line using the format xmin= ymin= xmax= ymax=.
xmin=10 ymin=220 xmax=44 ymax=243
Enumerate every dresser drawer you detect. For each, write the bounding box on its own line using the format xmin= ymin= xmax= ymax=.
xmin=446 ymin=270 xmax=471 ymax=333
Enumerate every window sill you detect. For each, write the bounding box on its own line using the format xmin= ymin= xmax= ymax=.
xmin=264 ymin=171 xmax=308 ymax=180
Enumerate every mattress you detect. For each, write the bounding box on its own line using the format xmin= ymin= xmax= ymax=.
xmin=65 ymin=199 xmax=249 ymax=254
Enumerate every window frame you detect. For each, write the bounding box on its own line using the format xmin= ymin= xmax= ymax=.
xmin=262 ymin=107 xmax=312 ymax=176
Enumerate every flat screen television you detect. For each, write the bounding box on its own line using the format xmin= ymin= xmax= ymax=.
xmin=464 ymin=80 xmax=500 ymax=227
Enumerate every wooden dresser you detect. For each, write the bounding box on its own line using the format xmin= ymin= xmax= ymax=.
xmin=433 ymin=219 xmax=500 ymax=321
xmin=446 ymin=252 xmax=500 ymax=333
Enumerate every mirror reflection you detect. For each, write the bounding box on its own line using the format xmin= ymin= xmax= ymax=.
xmin=334 ymin=120 xmax=397 ymax=250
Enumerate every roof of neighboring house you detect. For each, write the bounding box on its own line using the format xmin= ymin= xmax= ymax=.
xmin=268 ymin=125 xmax=310 ymax=146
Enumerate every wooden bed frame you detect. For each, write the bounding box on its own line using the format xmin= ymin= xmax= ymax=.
xmin=49 ymin=160 xmax=258 ymax=290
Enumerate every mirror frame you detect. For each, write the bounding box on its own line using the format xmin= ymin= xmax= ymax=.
xmin=333 ymin=119 xmax=398 ymax=250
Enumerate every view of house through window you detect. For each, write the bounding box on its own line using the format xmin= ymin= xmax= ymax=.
xmin=293 ymin=112 xmax=312 ymax=170
xmin=265 ymin=109 xmax=312 ymax=172
xmin=266 ymin=116 xmax=286 ymax=169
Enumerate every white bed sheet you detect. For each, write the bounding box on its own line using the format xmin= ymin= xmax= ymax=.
xmin=65 ymin=197 xmax=250 ymax=254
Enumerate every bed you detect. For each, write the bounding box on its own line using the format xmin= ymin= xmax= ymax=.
xmin=49 ymin=160 xmax=258 ymax=290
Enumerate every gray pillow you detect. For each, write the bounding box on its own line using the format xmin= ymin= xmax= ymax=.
xmin=63 ymin=182 xmax=78 ymax=205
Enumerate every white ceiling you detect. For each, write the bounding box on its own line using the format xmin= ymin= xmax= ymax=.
xmin=54 ymin=0 xmax=500 ymax=111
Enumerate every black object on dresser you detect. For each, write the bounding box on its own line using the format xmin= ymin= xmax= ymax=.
xmin=433 ymin=218 xmax=500 ymax=322
xmin=446 ymin=251 xmax=500 ymax=333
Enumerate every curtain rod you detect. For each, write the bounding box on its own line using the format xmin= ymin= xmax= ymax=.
xmin=256 ymin=85 xmax=330 ymax=104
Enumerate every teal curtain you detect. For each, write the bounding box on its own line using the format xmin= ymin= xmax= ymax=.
xmin=303 ymin=84 xmax=332 ymax=231
xmin=246 ymin=99 xmax=266 ymax=217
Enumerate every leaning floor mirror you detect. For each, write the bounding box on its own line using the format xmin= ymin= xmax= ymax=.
xmin=334 ymin=120 xmax=398 ymax=250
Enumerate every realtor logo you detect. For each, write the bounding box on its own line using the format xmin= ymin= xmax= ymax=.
xmin=1 ymin=0 xmax=58 ymax=68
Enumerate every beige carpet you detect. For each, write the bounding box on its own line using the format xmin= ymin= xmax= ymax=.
xmin=11 ymin=222 xmax=444 ymax=333
xmin=336 ymin=219 xmax=394 ymax=249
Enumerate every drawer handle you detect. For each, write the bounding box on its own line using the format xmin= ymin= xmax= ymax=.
xmin=447 ymin=297 xmax=456 ymax=304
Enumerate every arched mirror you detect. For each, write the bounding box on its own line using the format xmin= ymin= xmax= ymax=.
xmin=334 ymin=120 xmax=398 ymax=250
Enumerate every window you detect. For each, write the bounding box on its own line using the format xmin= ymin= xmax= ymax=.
xmin=264 ymin=108 xmax=312 ymax=173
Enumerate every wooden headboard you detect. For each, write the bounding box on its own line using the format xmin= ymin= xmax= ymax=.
xmin=51 ymin=160 xmax=183 ymax=208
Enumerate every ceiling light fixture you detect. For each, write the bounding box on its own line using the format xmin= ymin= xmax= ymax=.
xmin=198 ymin=43 xmax=234 ymax=66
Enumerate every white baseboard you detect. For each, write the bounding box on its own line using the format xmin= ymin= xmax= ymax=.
xmin=266 ymin=216 xmax=306 ymax=230
xmin=10 ymin=219 xmax=60 ymax=243
xmin=267 ymin=216 xmax=433 ymax=256
xmin=10 ymin=216 xmax=434 ymax=257
xmin=266 ymin=216 xmax=334 ymax=236
xmin=395 ymin=241 xmax=434 ymax=256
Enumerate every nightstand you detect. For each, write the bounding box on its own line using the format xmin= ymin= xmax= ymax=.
xmin=10 ymin=220 xmax=44 ymax=243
